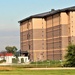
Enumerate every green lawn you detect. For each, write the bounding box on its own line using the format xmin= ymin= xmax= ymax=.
xmin=0 ymin=68 xmax=75 ymax=75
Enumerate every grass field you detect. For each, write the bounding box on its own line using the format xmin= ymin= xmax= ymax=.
xmin=0 ymin=67 xmax=75 ymax=75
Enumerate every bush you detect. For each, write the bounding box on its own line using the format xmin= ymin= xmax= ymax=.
xmin=21 ymin=58 xmax=24 ymax=63
xmin=30 ymin=60 xmax=63 ymax=67
xmin=64 ymin=44 xmax=75 ymax=67
xmin=0 ymin=60 xmax=6 ymax=63
xmin=12 ymin=58 xmax=18 ymax=63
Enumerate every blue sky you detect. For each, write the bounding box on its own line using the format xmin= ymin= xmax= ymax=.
xmin=0 ymin=0 xmax=75 ymax=51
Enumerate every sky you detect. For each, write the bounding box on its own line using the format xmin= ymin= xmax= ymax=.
xmin=0 ymin=0 xmax=75 ymax=51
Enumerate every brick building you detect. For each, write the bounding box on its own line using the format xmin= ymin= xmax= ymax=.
xmin=19 ymin=6 xmax=75 ymax=61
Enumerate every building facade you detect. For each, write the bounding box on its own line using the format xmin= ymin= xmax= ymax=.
xmin=19 ymin=6 xmax=75 ymax=61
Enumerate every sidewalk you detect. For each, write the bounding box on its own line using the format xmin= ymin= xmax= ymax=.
xmin=28 ymin=67 xmax=75 ymax=70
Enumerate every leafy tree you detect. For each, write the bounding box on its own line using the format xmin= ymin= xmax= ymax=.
xmin=5 ymin=46 xmax=17 ymax=55
xmin=65 ymin=44 xmax=75 ymax=67
xmin=15 ymin=50 xmax=20 ymax=58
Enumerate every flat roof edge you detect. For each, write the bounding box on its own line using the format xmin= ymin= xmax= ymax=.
xmin=19 ymin=6 xmax=75 ymax=23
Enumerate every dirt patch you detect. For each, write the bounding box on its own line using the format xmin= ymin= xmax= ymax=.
xmin=0 ymin=67 xmax=15 ymax=71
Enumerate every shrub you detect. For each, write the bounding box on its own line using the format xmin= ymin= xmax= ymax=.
xmin=0 ymin=60 xmax=6 ymax=63
xmin=12 ymin=58 xmax=18 ymax=63
xmin=64 ymin=44 xmax=75 ymax=67
xmin=30 ymin=60 xmax=62 ymax=67
xmin=21 ymin=58 xmax=24 ymax=63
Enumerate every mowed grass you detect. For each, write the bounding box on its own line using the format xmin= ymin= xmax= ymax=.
xmin=0 ymin=67 xmax=75 ymax=75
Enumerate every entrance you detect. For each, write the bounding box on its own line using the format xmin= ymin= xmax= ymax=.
xmin=21 ymin=51 xmax=29 ymax=56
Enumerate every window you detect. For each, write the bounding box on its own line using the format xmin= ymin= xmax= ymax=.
xmin=29 ymin=45 xmax=30 ymax=50
xmin=27 ymin=23 xmax=30 ymax=29
xmin=42 ymin=34 xmax=44 ymax=37
xmin=27 ymin=34 xmax=30 ymax=39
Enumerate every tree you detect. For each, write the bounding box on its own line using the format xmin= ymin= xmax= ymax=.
xmin=65 ymin=44 xmax=75 ymax=67
xmin=5 ymin=46 xmax=17 ymax=55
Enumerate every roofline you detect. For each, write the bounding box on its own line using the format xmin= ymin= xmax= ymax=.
xmin=18 ymin=16 xmax=44 ymax=23
xmin=18 ymin=16 xmax=32 ymax=23
xmin=18 ymin=6 xmax=75 ymax=23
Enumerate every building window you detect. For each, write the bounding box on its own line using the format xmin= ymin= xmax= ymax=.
xmin=69 ymin=41 xmax=71 ymax=43
xmin=42 ymin=34 xmax=44 ymax=37
xmin=27 ymin=34 xmax=30 ymax=39
xmin=69 ymin=27 xmax=70 ymax=33
xmin=29 ymin=45 xmax=30 ymax=50
xmin=29 ymin=34 xmax=30 ymax=39
xmin=27 ymin=23 xmax=30 ymax=29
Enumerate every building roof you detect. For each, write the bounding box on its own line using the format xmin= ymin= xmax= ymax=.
xmin=0 ymin=53 xmax=13 ymax=56
xmin=19 ymin=6 xmax=75 ymax=23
